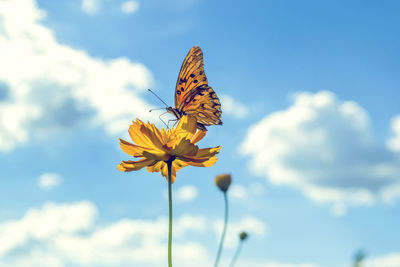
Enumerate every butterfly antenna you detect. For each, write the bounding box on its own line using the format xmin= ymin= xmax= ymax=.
xmin=149 ymin=107 xmax=166 ymax=112
xmin=148 ymin=89 xmax=169 ymax=108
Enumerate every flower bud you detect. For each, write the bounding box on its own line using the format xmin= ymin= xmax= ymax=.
xmin=239 ymin=231 xmax=248 ymax=241
xmin=215 ymin=173 xmax=232 ymax=192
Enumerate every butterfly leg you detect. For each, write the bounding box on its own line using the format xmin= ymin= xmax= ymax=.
xmin=167 ymin=119 xmax=178 ymax=128
xmin=172 ymin=119 xmax=179 ymax=128
xmin=158 ymin=112 xmax=169 ymax=129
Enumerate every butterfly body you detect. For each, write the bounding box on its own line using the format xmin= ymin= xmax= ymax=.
xmin=167 ymin=46 xmax=222 ymax=131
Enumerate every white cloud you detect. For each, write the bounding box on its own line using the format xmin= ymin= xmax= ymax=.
xmin=0 ymin=0 xmax=156 ymax=152
xmin=38 ymin=173 xmax=62 ymax=189
xmin=214 ymin=215 xmax=267 ymax=248
xmin=365 ymin=252 xmax=400 ymax=267
xmin=229 ymin=183 xmax=266 ymax=203
xmin=229 ymin=183 xmax=266 ymax=200
xmin=262 ymin=263 xmax=318 ymax=267
xmin=120 ymin=0 xmax=139 ymax=14
xmin=0 ymin=201 xmax=316 ymax=267
xmin=220 ymin=94 xmax=249 ymax=119
xmin=81 ymin=0 xmax=100 ymax=15
xmin=219 ymin=259 xmax=319 ymax=267
xmin=0 ymin=201 xmax=211 ymax=267
xmin=0 ymin=201 xmax=96 ymax=258
xmin=230 ymin=184 xmax=248 ymax=199
xmin=387 ymin=116 xmax=400 ymax=153
xmin=241 ymin=91 xmax=400 ymax=214
xmin=175 ymin=185 xmax=198 ymax=202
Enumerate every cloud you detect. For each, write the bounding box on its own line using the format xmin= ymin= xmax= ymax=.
xmin=387 ymin=116 xmax=400 ymax=153
xmin=120 ymin=0 xmax=139 ymax=14
xmin=0 ymin=201 xmax=315 ymax=267
xmin=365 ymin=252 xmax=400 ymax=267
xmin=220 ymin=94 xmax=249 ymax=119
xmin=261 ymin=263 xmax=319 ymax=267
xmin=38 ymin=173 xmax=62 ymax=189
xmin=219 ymin=259 xmax=319 ymax=267
xmin=229 ymin=183 xmax=265 ymax=200
xmin=0 ymin=0 xmax=156 ymax=152
xmin=230 ymin=184 xmax=248 ymax=199
xmin=81 ymin=0 xmax=100 ymax=15
xmin=241 ymin=91 xmax=400 ymax=214
xmin=175 ymin=185 xmax=198 ymax=202
xmin=0 ymin=201 xmax=97 ymax=258
xmin=0 ymin=201 xmax=211 ymax=267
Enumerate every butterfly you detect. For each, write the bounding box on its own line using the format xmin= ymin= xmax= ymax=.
xmin=166 ymin=46 xmax=222 ymax=131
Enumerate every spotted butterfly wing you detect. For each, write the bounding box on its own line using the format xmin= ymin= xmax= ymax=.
xmin=171 ymin=46 xmax=222 ymax=131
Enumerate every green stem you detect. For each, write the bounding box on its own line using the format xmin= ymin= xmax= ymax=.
xmin=167 ymin=159 xmax=173 ymax=267
xmin=228 ymin=240 xmax=243 ymax=267
xmin=214 ymin=192 xmax=228 ymax=267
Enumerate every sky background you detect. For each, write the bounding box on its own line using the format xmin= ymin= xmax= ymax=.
xmin=0 ymin=0 xmax=400 ymax=266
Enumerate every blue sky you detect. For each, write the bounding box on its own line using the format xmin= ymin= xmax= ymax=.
xmin=0 ymin=0 xmax=400 ymax=266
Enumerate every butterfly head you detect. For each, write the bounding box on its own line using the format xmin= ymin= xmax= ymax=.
xmin=166 ymin=106 xmax=183 ymax=120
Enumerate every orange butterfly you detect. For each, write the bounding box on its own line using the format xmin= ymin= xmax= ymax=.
xmin=166 ymin=46 xmax=222 ymax=131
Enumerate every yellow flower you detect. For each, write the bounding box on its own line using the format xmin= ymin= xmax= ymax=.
xmin=117 ymin=115 xmax=221 ymax=182
xmin=215 ymin=173 xmax=232 ymax=192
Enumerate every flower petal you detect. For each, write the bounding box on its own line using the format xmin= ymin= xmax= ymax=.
xmin=175 ymin=115 xmax=197 ymax=138
xmin=170 ymin=139 xmax=198 ymax=157
xmin=191 ymin=130 xmax=206 ymax=144
xmin=183 ymin=155 xmax=218 ymax=167
xmin=142 ymin=150 xmax=170 ymax=161
xmin=196 ymin=146 xmax=221 ymax=157
xmin=128 ymin=119 xmax=164 ymax=150
xmin=119 ymin=138 xmax=144 ymax=157
xmin=146 ymin=161 xmax=164 ymax=173
xmin=161 ymin=162 xmax=169 ymax=180
xmin=161 ymin=128 xmax=168 ymax=143
xmin=117 ymin=158 xmax=155 ymax=172
xmin=155 ymin=161 xmax=174 ymax=183
xmin=139 ymin=122 xmax=164 ymax=149
xmin=128 ymin=119 xmax=152 ymax=147
xmin=146 ymin=161 xmax=182 ymax=183
xmin=179 ymin=146 xmax=220 ymax=163
xmin=173 ymin=159 xmax=189 ymax=172
xmin=169 ymin=166 xmax=177 ymax=183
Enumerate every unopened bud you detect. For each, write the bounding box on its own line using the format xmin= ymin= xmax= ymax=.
xmin=215 ymin=174 xmax=232 ymax=192
xmin=239 ymin=231 xmax=248 ymax=241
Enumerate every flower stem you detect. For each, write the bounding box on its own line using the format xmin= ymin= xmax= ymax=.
xmin=228 ymin=240 xmax=243 ymax=267
xmin=214 ymin=191 xmax=228 ymax=267
xmin=167 ymin=159 xmax=173 ymax=267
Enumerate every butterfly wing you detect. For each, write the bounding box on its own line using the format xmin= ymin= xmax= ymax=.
xmin=175 ymin=46 xmax=208 ymax=107
xmin=179 ymin=84 xmax=222 ymax=128
xmin=174 ymin=46 xmax=222 ymax=130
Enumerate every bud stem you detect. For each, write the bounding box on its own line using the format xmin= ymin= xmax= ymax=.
xmin=229 ymin=239 xmax=244 ymax=267
xmin=214 ymin=191 xmax=229 ymax=267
